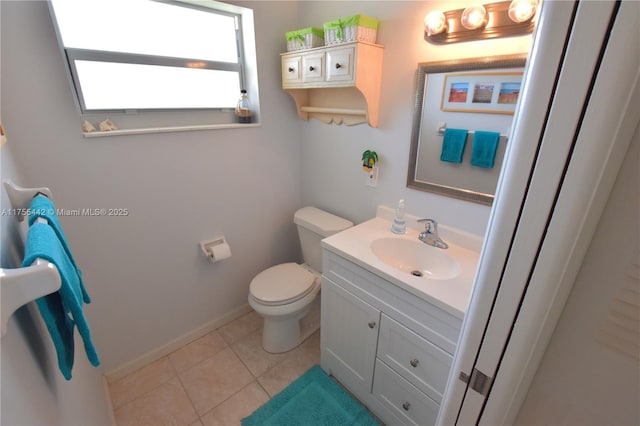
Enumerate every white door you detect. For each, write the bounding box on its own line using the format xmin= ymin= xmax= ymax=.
xmin=438 ymin=1 xmax=640 ymax=424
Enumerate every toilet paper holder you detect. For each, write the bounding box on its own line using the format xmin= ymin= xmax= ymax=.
xmin=200 ymin=236 xmax=232 ymax=262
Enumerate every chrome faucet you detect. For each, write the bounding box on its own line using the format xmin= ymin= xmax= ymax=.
xmin=417 ymin=219 xmax=448 ymax=249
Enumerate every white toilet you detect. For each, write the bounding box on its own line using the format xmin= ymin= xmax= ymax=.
xmin=248 ymin=207 xmax=353 ymax=353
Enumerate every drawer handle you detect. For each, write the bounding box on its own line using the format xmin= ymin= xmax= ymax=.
xmin=335 ymin=63 xmax=342 ymax=69
xmin=288 ymin=67 xmax=295 ymax=72
xmin=402 ymin=402 xmax=411 ymax=411
xmin=410 ymin=359 xmax=419 ymax=368
xmin=368 ymin=321 xmax=376 ymax=329
xmin=309 ymin=66 xmax=315 ymax=71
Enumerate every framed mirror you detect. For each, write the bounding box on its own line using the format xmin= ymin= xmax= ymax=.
xmin=407 ymin=54 xmax=528 ymax=205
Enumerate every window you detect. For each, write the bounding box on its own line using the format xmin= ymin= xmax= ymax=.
xmin=49 ymin=0 xmax=254 ymax=115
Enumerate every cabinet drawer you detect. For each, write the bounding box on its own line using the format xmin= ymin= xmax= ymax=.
xmin=373 ymin=360 xmax=440 ymax=426
xmin=302 ymin=53 xmax=324 ymax=83
xmin=282 ymin=56 xmax=302 ymax=86
xmin=378 ymin=314 xmax=452 ymax=403
xmin=326 ymin=47 xmax=355 ymax=83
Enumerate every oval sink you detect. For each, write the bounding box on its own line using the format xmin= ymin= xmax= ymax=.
xmin=370 ymin=237 xmax=461 ymax=280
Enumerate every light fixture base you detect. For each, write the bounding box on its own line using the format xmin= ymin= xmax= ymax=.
xmin=425 ymin=1 xmax=536 ymax=44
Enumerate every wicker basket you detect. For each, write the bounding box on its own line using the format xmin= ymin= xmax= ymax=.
xmin=323 ymin=15 xmax=379 ymax=45
xmin=285 ymin=27 xmax=324 ymax=51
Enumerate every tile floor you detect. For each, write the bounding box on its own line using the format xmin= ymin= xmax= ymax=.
xmin=108 ymin=310 xmax=320 ymax=426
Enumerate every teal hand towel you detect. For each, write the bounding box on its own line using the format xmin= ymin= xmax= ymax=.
xmin=471 ymin=131 xmax=501 ymax=168
xmin=441 ymin=128 xmax=468 ymax=163
xmin=28 ymin=195 xmax=90 ymax=304
xmin=22 ymin=222 xmax=100 ymax=380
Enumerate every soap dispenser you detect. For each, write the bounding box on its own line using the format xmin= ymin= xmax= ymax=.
xmin=391 ymin=199 xmax=406 ymax=234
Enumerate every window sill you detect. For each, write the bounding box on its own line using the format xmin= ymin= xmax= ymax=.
xmin=82 ymin=122 xmax=260 ymax=138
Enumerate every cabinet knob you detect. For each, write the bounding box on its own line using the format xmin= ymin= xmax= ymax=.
xmin=335 ymin=63 xmax=342 ymax=69
xmin=288 ymin=67 xmax=294 ymax=72
xmin=402 ymin=402 xmax=411 ymax=411
xmin=309 ymin=66 xmax=315 ymax=71
xmin=368 ymin=321 xmax=376 ymax=329
xmin=410 ymin=358 xmax=419 ymax=367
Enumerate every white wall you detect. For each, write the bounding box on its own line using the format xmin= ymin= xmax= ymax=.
xmin=1 ymin=140 xmax=113 ymax=424
xmin=515 ymin=124 xmax=640 ymax=425
xmin=1 ymin=0 xmax=302 ymax=372
xmin=296 ymin=1 xmax=533 ymax=235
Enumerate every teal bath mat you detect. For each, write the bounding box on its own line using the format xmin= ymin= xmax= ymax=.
xmin=242 ymin=365 xmax=380 ymax=426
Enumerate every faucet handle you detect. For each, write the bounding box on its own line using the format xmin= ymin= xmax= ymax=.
xmin=417 ymin=218 xmax=438 ymax=232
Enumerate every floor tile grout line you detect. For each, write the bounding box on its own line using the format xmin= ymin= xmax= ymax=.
xmin=111 ymin=311 xmax=325 ymax=424
xmin=196 ymin=379 xmax=270 ymax=424
xmin=110 ymin=355 xmax=180 ymax=412
xmin=172 ymin=360 xmax=201 ymax=424
xmin=227 ymin=337 xmax=260 ymax=380
xmin=111 ymin=333 xmax=232 ymax=417
xmin=175 ymin=345 xmax=254 ymax=419
xmin=226 ymin=328 xmax=303 ymax=381
xmin=112 ymin=336 xmax=318 ymax=413
xmin=110 ymin=316 xmax=258 ymax=417
xmin=167 ymin=334 xmax=231 ymax=376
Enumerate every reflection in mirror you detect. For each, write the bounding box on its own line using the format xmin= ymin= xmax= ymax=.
xmin=407 ymin=54 xmax=528 ymax=205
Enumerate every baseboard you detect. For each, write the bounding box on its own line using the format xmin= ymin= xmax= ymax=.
xmin=102 ymin=375 xmax=117 ymax=425
xmin=104 ymin=303 xmax=253 ymax=382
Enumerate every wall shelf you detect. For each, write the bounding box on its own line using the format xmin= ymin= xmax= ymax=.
xmin=82 ymin=122 xmax=261 ymax=138
xmin=281 ymin=42 xmax=384 ymax=127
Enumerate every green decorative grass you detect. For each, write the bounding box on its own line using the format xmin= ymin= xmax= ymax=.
xmin=242 ymin=365 xmax=381 ymax=426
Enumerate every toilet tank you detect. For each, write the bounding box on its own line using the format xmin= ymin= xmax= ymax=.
xmin=294 ymin=207 xmax=353 ymax=272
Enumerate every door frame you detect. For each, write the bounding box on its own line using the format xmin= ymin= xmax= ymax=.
xmin=438 ymin=1 xmax=640 ymax=424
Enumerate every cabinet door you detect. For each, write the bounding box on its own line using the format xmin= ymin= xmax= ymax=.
xmin=325 ymin=47 xmax=355 ymax=83
xmin=321 ymin=278 xmax=380 ymax=398
xmin=282 ymin=55 xmax=302 ymax=87
xmin=302 ymin=53 xmax=324 ymax=83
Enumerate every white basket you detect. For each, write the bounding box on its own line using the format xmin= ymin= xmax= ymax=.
xmin=324 ymin=25 xmax=377 ymax=45
xmin=286 ymin=33 xmax=324 ymax=51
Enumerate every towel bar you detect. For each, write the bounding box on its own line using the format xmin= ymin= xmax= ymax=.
xmin=437 ymin=123 xmax=509 ymax=141
xmin=1 ymin=180 xmax=61 ymax=337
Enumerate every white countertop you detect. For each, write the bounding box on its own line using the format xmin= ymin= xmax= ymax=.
xmin=321 ymin=212 xmax=481 ymax=319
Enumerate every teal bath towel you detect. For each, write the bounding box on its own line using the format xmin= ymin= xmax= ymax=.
xmin=440 ymin=128 xmax=468 ymax=163
xmin=29 ymin=195 xmax=90 ymax=304
xmin=471 ymin=131 xmax=501 ymax=168
xmin=22 ymin=222 xmax=100 ymax=380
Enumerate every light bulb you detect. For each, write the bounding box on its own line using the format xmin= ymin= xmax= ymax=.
xmin=424 ymin=11 xmax=447 ymax=36
xmin=508 ymin=0 xmax=537 ymax=23
xmin=461 ymin=5 xmax=487 ymax=30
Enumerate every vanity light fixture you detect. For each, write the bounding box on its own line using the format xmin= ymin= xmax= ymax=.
xmin=508 ymin=0 xmax=538 ymax=23
xmin=424 ymin=10 xmax=447 ymax=36
xmin=424 ymin=0 xmax=538 ymax=44
xmin=461 ymin=5 xmax=488 ymax=30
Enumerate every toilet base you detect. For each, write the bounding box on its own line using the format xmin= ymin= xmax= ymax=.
xmin=262 ymin=317 xmax=301 ymax=353
xmin=261 ymin=295 xmax=321 ymax=354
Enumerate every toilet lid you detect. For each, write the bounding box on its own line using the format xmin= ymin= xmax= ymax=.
xmin=250 ymin=263 xmax=316 ymax=305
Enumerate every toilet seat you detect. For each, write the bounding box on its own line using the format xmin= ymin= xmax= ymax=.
xmin=249 ymin=263 xmax=317 ymax=306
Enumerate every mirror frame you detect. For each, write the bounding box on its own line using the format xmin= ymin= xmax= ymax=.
xmin=407 ymin=53 xmax=528 ymax=205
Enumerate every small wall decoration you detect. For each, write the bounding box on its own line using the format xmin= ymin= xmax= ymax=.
xmin=441 ymin=71 xmax=523 ymax=115
xmin=361 ymin=150 xmax=378 ymax=171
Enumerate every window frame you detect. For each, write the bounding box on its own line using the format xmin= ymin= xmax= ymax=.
xmin=48 ymin=0 xmax=252 ymax=116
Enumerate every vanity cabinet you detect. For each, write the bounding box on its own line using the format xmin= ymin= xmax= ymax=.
xmin=280 ymin=41 xmax=383 ymax=127
xmin=321 ymin=250 xmax=462 ymax=426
